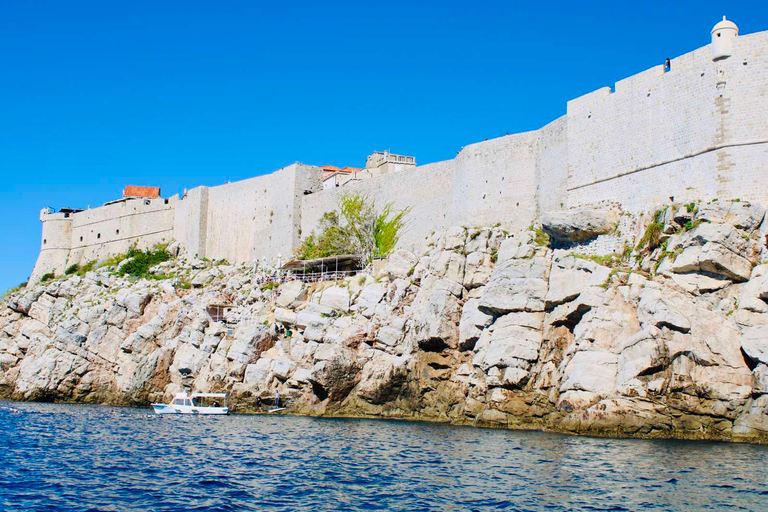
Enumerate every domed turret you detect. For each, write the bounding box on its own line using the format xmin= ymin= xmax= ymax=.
xmin=711 ymin=16 xmax=738 ymax=61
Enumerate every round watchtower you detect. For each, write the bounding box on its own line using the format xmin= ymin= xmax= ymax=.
xmin=30 ymin=208 xmax=73 ymax=282
xmin=711 ymin=16 xmax=738 ymax=61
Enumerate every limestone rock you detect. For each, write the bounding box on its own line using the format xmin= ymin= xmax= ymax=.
xmin=463 ymin=252 xmax=491 ymax=289
xmin=386 ymin=250 xmax=418 ymax=280
xmin=541 ymin=208 xmax=619 ymax=243
xmin=116 ymin=290 xmax=151 ymax=318
xmin=481 ymin=312 xmax=543 ymax=370
xmin=319 ymin=286 xmax=350 ymax=313
xmin=276 ymin=281 xmax=307 ymax=309
xmin=560 ymin=351 xmax=618 ymax=396
xmin=637 ymin=289 xmax=691 ymax=333
xmin=443 ymin=226 xmax=466 ymax=251
xmin=741 ymin=327 xmax=768 ymax=365
xmin=697 ymin=201 xmax=766 ymax=231
xmin=617 ymin=328 xmax=667 ymax=385
xmin=479 ymin=255 xmax=550 ymax=315
xmin=356 ymin=283 xmax=387 ymax=318
xmin=545 ymin=256 xmax=610 ymax=308
xmin=458 ymin=298 xmax=493 ymax=350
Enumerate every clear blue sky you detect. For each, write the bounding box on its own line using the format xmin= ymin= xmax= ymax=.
xmin=1 ymin=1 xmax=765 ymax=291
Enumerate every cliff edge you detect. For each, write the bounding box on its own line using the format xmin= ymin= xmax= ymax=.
xmin=3 ymin=199 xmax=768 ymax=443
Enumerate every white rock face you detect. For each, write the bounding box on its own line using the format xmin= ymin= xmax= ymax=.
xmin=276 ymin=281 xmax=307 ymax=309
xmin=386 ymin=250 xmax=418 ymax=280
xmin=479 ymin=252 xmax=550 ymax=315
xmin=3 ymin=217 xmax=768 ymax=443
xmin=561 ymin=351 xmax=618 ymax=396
xmin=319 ymin=287 xmax=350 ymax=313
xmin=545 ymin=256 xmax=610 ymax=308
xmin=542 ymin=208 xmax=619 ymax=242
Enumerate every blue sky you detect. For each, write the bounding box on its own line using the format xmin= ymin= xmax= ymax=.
xmin=1 ymin=1 xmax=765 ymax=291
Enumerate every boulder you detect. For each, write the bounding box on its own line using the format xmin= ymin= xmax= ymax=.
xmin=319 ymin=287 xmax=350 ymax=313
xmin=617 ymin=328 xmax=667 ymax=385
xmin=276 ymin=281 xmax=307 ymax=309
xmin=458 ymin=299 xmax=493 ymax=350
xmin=697 ymin=201 xmax=766 ymax=231
xmin=385 ymin=250 xmax=418 ymax=280
xmin=463 ymin=252 xmax=492 ymax=289
xmin=413 ymin=279 xmax=462 ymax=351
xmin=479 ymin=255 xmax=550 ymax=315
xmin=430 ymin=251 xmax=466 ymax=284
xmin=637 ymin=289 xmax=691 ymax=333
xmin=481 ymin=312 xmax=543 ymax=370
xmin=560 ymin=351 xmax=618 ymax=395
xmin=116 ymin=290 xmax=151 ymax=318
xmin=274 ymin=307 xmax=297 ymax=326
xmin=444 ymin=226 xmax=467 ymax=251
xmin=356 ymin=283 xmax=387 ymax=318
xmin=741 ymin=327 xmax=768 ymax=365
xmin=545 ymin=256 xmax=610 ymax=308
xmin=541 ymin=208 xmax=619 ymax=243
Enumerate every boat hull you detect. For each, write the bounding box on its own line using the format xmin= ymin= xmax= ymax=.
xmin=152 ymin=404 xmax=229 ymax=415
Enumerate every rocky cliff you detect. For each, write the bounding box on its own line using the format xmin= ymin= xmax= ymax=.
xmin=3 ymin=200 xmax=768 ymax=443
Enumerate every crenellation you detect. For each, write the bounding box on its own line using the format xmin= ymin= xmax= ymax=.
xmin=28 ymin=19 xmax=768 ymax=282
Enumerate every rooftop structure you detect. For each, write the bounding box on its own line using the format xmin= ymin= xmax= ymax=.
xmin=123 ymin=186 xmax=161 ymax=199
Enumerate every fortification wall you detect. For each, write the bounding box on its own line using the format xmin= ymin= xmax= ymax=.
xmin=565 ymin=31 xmax=768 ymax=211
xmin=30 ymin=197 xmax=176 ymax=281
xmin=535 ymin=116 xmax=568 ymax=215
xmin=300 ymin=159 xmax=456 ymax=254
xmin=30 ymin=213 xmax=73 ymax=282
xmin=451 ymin=133 xmax=539 ymax=232
xmin=28 ymin=27 xmax=768 ymax=281
xmin=186 ymin=163 xmax=322 ymax=265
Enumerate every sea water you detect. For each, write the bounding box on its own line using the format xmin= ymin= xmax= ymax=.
xmin=1 ymin=401 xmax=766 ymax=511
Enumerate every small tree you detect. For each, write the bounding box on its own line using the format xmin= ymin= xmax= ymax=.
xmin=296 ymin=193 xmax=409 ymax=264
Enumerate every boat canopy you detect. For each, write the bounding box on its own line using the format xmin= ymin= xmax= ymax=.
xmin=191 ymin=393 xmax=227 ymax=398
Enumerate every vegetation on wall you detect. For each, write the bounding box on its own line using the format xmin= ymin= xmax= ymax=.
xmin=118 ymin=245 xmax=173 ymax=278
xmin=297 ymin=193 xmax=409 ymax=264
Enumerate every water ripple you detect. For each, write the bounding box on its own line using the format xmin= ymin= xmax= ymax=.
xmin=1 ymin=401 xmax=767 ymax=511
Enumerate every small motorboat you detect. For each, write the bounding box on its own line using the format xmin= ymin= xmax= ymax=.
xmin=152 ymin=391 xmax=229 ymax=415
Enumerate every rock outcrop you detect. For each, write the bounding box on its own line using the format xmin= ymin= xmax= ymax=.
xmin=3 ymin=199 xmax=768 ymax=443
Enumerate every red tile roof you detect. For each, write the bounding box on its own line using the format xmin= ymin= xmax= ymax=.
xmin=123 ymin=186 xmax=161 ymax=198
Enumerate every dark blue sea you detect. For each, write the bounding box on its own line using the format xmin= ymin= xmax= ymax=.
xmin=1 ymin=402 xmax=767 ymax=511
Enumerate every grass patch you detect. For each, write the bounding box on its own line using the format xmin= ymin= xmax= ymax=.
xmin=532 ymin=227 xmax=550 ymax=247
xmin=40 ymin=272 xmax=55 ymax=283
xmin=2 ymin=282 xmax=27 ymax=300
xmin=636 ymin=210 xmax=664 ymax=253
xmin=261 ymin=281 xmax=279 ymax=292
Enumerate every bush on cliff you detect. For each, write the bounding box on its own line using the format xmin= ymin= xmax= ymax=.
xmin=118 ymin=245 xmax=172 ymax=278
xmin=297 ymin=193 xmax=409 ymax=264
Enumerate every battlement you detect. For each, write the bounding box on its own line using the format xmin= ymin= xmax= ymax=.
xmin=29 ymin=18 xmax=768 ymax=282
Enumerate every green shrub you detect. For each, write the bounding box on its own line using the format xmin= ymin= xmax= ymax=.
xmin=636 ymin=210 xmax=664 ymax=253
xmin=65 ymin=264 xmax=80 ymax=275
xmin=533 ymin=228 xmax=550 ymax=247
xmin=77 ymin=260 xmax=97 ymax=275
xmin=261 ymin=281 xmax=279 ymax=292
xmin=40 ymin=272 xmax=55 ymax=282
xmin=118 ymin=246 xmax=172 ymax=278
xmin=296 ymin=193 xmax=409 ymax=264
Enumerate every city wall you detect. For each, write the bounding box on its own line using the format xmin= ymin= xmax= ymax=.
xmin=30 ymin=28 xmax=768 ymax=280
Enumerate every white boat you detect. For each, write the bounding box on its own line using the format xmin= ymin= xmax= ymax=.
xmin=152 ymin=391 xmax=229 ymax=415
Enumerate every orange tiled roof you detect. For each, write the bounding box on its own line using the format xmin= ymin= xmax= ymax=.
xmin=123 ymin=185 xmax=161 ymax=198
xmin=339 ymin=167 xmax=361 ymax=173
xmin=320 ymin=165 xmax=341 ymax=172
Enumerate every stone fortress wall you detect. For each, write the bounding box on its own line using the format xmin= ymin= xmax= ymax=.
xmin=30 ymin=22 xmax=768 ymax=281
